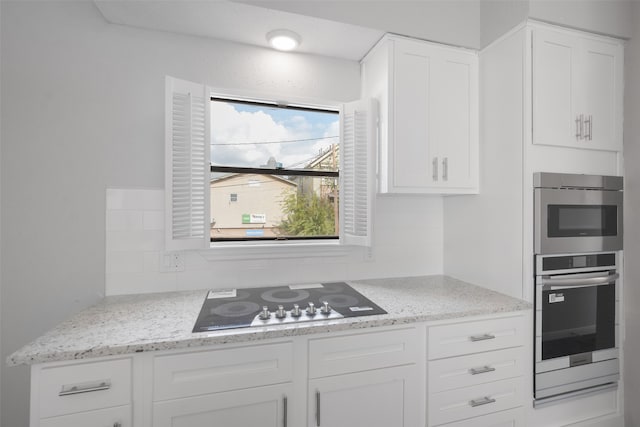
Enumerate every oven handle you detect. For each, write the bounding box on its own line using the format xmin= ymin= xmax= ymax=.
xmin=541 ymin=273 xmax=618 ymax=290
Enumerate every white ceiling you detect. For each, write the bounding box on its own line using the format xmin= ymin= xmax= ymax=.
xmin=93 ymin=0 xmax=385 ymax=61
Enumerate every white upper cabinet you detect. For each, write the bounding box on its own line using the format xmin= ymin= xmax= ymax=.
xmin=532 ymin=26 xmax=623 ymax=151
xmin=362 ymin=35 xmax=479 ymax=194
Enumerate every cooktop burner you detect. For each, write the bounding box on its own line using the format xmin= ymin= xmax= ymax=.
xmin=193 ymin=282 xmax=386 ymax=332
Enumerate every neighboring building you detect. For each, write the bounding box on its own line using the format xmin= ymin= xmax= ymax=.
xmin=210 ymin=173 xmax=297 ymax=239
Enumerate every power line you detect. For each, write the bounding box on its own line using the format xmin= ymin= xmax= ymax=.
xmin=212 ymin=135 xmax=338 ymax=146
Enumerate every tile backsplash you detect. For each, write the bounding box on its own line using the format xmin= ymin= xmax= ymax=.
xmin=105 ymin=188 xmax=177 ymax=295
xmin=105 ymin=188 xmax=444 ymax=296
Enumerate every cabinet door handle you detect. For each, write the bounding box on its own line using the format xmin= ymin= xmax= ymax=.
xmin=575 ymin=115 xmax=581 ymax=140
xmin=113 ymin=423 xmax=122 ymax=427
xmin=442 ymin=157 xmax=448 ymax=181
xmin=469 ymin=365 xmax=496 ymax=375
xmin=283 ymin=395 xmax=288 ymax=427
xmin=316 ymin=390 xmax=321 ymax=426
xmin=432 ymin=157 xmax=439 ymax=182
xmin=580 ymin=114 xmax=585 ymax=140
xmin=587 ymin=115 xmax=593 ymax=140
xmin=469 ymin=333 xmax=495 ymax=342
xmin=59 ymin=380 xmax=111 ymax=396
xmin=469 ymin=396 xmax=496 ymax=407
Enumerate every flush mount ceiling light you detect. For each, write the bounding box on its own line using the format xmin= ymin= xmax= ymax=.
xmin=266 ymin=29 xmax=301 ymax=51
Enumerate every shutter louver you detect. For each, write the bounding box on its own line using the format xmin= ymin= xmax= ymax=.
xmin=341 ymin=99 xmax=377 ymax=247
xmin=165 ymin=77 xmax=210 ymax=250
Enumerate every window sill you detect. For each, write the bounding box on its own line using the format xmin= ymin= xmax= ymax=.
xmin=198 ymin=240 xmax=357 ymax=262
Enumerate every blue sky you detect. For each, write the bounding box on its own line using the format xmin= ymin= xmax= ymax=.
xmin=211 ymin=100 xmax=339 ymax=169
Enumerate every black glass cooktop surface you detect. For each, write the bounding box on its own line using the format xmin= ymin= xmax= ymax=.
xmin=193 ymin=282 xmax=386 ymax=332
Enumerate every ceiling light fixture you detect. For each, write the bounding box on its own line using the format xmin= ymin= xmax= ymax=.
xmin=266 ymin=29 xmax=301 ymax=52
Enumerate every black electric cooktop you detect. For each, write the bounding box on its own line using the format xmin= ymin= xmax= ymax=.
xmin=193 ymin=282 xmax=387 ymax=332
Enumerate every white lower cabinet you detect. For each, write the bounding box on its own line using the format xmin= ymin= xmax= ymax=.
xmin=308 ymin=365 xmax=419 ymax=427
xmin=28 ymin=314 xmax=531 ymax=427
xmin=39 ymin=405 xmax=131 ymax=427
xmin=427 ymin=313 xmax=528 ymax=427
xmin=153 ymin=383 xmax=293 ymax=427
xmin=30 ymin=357 xmax=132 ymax=427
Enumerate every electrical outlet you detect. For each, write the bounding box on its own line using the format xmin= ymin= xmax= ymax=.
xmin=160 ymin=252 xmax=185 ymax=272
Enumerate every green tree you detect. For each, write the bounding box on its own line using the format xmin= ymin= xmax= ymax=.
xmin=278 ymin=191 xmax=336 ymax=236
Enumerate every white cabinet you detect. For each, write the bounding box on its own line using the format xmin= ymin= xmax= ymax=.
xmin=427 ymin=314 xmax=527 ymax=427
xmin=362 ymin=35 xmax=479 ymax=194
xmin=151 ymin=342 xmax=294 ymax=427
xmin=308 ymin=366 xmax=417 ymax=427
xmin=307 ymin=328 xmax=421 ymax=427
xmin=30 ymin=358 xmax=132 ymax=427
xmin=532 ymin=26 xmax=623 ymax=151
xmin=153 ymin=384 xmax=292 ymax=427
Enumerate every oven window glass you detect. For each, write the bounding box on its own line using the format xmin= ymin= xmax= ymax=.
xmin=548 ymin=205 xmax=617 ymax=237
xmin=542 ymin=283 xmax=615 ymax=360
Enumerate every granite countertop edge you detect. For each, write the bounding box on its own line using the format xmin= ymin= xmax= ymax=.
xmin=7 ymin=275 xmax=532 ymax=366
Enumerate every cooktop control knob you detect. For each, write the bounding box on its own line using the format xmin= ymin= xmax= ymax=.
xmin=307 ymin=302 xmax=316 ymax=316
xmin=275 ymin=305 xmax=286 ymax=319
xmin=321 ymin=301 xmax=331 ymax=315
xmin=291 ymin=304 xmax=302 ymax=318
xmin=259 ymin=306 xmax=271 ymax=320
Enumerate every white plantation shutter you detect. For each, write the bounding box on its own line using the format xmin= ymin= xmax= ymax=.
xmin=341 ymin=99 xmax=377 ymax=247
xmin=165 ymin=76 xmax=210 ymax=250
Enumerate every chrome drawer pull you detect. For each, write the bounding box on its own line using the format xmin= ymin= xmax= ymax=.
xmin=469 ymin=366 xmax=496 ymax=375
xmin=469 ymin=396 xmax=496 ymax=407
xmin=469 ymin=333 xmax=495 ymax=342
xmin=59 ymin=380 xmax=111 ymax=396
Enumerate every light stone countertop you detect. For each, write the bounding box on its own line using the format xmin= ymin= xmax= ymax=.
xmin=7 ymin=275 xmax=531 ymax=366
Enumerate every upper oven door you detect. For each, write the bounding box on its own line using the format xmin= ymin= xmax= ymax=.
xmin=535 ymin=188 xmax=623 ymax=254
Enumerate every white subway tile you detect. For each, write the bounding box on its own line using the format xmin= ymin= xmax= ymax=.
xmin=106 ymin=251 xmax=144 ymax=274
xmin=106 ymin=210 xmax=144 ymax=231
xmin=106 ymin=230 xmax=164 ymax=252
xmin=143 ymin=210 xmax=164 ymax=231
xmin=142 ymin=190 xmax=164 ymax=210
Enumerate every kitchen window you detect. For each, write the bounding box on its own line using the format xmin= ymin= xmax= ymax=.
xmin=210 ymin=98 xmax=340 ymax=242
xmin=164 ymin=76 xmax=375 ymax=254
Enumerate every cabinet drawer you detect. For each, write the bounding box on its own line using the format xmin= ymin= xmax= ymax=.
xmin=429 ymin=377 xmax=524 ymax=426
xmin=308 ymin=328 xmax=418 ymax=378
xmin=37 ymin=358 xmax=131 ymax=418
xmin=437 ymin=407 xmax=524 ymax=427
xmin=428 ymin=315 xmax=525 ymax=360
xmin=429 ymin=347 xmax=525 ymax=393
xmin=39 ymin=405 xmax=131 ymax=427
xmin=153 ymin=342 xmax=293 ymax=401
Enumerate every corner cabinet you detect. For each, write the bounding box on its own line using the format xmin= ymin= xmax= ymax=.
xmin=532 ymin=25 xmax=623 ymax=151
xmin=362 ymin=35 xmax=479 ymax=194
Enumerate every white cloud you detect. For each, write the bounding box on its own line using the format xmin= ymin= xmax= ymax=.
xmin=211 ymin=102 xmax=339 ymax=169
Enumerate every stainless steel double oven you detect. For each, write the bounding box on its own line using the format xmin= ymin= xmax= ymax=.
xmin=533 ymin=172 xmax=623 ymax=404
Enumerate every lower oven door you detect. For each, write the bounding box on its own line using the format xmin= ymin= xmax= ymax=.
xmin=535 ymin=271 xmax=619 ymax=400
xmin=540 ymin=272 xmax=616 ymax=361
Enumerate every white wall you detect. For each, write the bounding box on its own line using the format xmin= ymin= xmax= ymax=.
xmin=623 ymin=2 xmax=640 ymax=425
xmin=529 ymin=0 xmax=632 ymax=39
xmin=0 ymin=2 xmax=443 ymax=426
xmin=480 ymin=1 xmax=529 ymax=48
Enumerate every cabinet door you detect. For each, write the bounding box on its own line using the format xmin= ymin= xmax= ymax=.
xmin=432 ymin=50 xmax=478 ymax=190
xmin=39 ymin=405 xmax=131 ymax=427
xmin=532 ymin=28 xmax=580 ymax=148
xmin=582 ymin=37 xmax=623 ymax=151
xmin=392 ymin=39 xmax=436 ymax=191
xmin=308 ymin=365 xmax=419 ymax=427
xmin=153 ymin=383 xmax=292 ymax=427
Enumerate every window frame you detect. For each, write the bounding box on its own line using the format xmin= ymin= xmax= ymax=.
xmin=165 ymin=76 xmax=375 ymax=261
